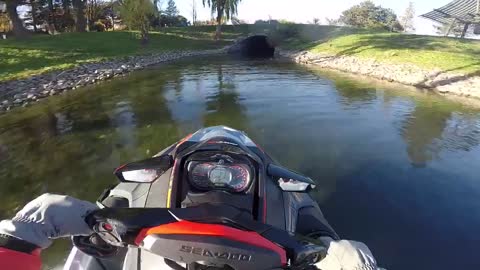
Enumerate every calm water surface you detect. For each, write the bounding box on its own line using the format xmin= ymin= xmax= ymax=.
xmin=0 ymin=57 xmax=479 ymax=270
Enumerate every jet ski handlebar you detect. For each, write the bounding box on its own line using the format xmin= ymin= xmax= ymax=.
xmin=75 ymin=204 xmax=327 ymax=269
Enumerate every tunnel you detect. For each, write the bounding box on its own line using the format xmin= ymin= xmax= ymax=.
xmin=227 ymin=35 xmax=276 ymax=58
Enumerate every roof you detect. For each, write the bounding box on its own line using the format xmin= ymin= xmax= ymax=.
xmin=421 ymin=0 xmax=480 ymax=25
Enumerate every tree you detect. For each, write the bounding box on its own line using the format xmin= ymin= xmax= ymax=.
xmin=202 ymin=0 xmax=241 ymax=40
xmin=312 ymin=18 xmax=320 ymax=25
xmin=153 ymin=0 xmax=162 ymax=14
xmin=28 ymin=0 xmax=39 ymax=32
xmin=5 ymin=0 xmax=31 ymax=37
xmin=191 ymin=0 xmax=197 ymax=26
xmin=338 ymin=0 xmax=403 ymax=31
xmin=156 ymin=14 xmax=189 ymax=27
xmin=118 ymin=0 xmax=155 ymax=44
xmin=72 ymin=0 xmax=87 ymax=32
xmin=400 ymin=2 xmax=415 ymax=32
xmin=165 ymin=0 xmax=178 ymax=17
xmin=326 ymin=17 xmax=341 ymax=26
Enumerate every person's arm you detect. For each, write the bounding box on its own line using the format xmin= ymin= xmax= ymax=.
xmin=0 ymin=194 xmax=97 ymax=270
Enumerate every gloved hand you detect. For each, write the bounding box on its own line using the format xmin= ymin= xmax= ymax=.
xmin=0 ymin=193 xmax=97 ymax=249
xmin=315 ymin=239 xmax=379 ymax=270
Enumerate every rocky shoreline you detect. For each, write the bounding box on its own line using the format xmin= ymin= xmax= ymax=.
xmin=282 ymin=50 xmax=480 ymax=99
xmin=0 ymin=49 xmax=224 ymax=113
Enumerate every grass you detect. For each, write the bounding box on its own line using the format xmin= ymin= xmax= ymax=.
xmin=0 ymin=26 xmax=250 ymax=82
xmin=281 ymin=25 xmax=480 ymax=74
xmin=3 ymin=24 xmax=480 ymax=81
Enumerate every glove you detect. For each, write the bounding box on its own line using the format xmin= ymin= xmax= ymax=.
xmin=0 ymin=193 xmax=97 ymax=249
xmin=315 ymin=239 xmax=379 ymax=270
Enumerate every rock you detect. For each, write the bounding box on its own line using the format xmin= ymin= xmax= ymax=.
xmin=13 ymin=99 xmax=22 ymax=104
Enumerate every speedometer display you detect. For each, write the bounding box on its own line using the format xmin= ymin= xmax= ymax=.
xmin=188 ymin=161 xmax=252 ymax=192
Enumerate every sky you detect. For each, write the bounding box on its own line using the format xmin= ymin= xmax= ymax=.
xmin=173 ymin=0 xmax=454 ymax=35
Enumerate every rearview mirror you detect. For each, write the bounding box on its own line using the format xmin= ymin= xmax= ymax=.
xmin=267 ymin=164 xmax=316 ymax=192
xmin=114 ymin=155 xmax=173 ymax=183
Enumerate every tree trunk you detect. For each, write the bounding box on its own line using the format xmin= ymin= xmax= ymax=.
xmin=141 ymin=27 xmax=149 ymax=45
xmin=47 ymin=0 xmax=57 ymax=34
xmin=6 ymin=0 xmax=30 ymax=37
xmin=30 ymin=0 xmax=38 ymax=32
xmin=215 ymin=6 xmax=224 ymax=40
xmin=73 ymin=0 xmax=87 ymax=32
xmin=461 ymin=23 xmax=470 ymax=38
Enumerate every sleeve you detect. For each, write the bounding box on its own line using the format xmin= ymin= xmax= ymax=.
xmin=0 ymin=247 xmax=42 ymax=270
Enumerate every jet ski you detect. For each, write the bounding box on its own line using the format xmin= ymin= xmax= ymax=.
xmin=64 ymin=126 xmax=339 ymax=270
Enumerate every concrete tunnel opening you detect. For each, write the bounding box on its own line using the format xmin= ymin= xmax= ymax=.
xmin=227 ymin=35 xmax=276 ymax=58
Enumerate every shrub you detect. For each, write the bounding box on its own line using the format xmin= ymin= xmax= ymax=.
xmin=92 ymin=21 xmax=106 ymax=32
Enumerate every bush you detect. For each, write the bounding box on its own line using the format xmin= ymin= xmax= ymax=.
xmin=0 ymin=13 xmax=12 ymax=33
xmin=92 ymin=21 xmax=106 ymax=32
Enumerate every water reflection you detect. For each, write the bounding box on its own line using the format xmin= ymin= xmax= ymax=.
xmin=401 ymin=101 xmax=453 ymax=167
xmin=0 ymin=57 xmax=479 ymax=270
xmin=400 ymin=100 xmax=480 ymax=167
xmin=205 ymin=65 xmax=248 ymax=129
xmin=332 ymin=77 xmax=377 ymax=106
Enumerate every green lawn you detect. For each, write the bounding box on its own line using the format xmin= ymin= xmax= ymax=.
xmin=282 ymin=25 xmax=480 ymax=74
xmin=3 ymin=24 xmax=480 ymax=82
xmin=0 ymin=26 xmax=250 ymax=82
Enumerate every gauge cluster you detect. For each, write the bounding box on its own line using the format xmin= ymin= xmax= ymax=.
xmin=187 ymin=160 xmax=252 ymax=192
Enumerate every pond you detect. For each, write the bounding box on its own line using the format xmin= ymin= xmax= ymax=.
xmin=0 ymin=57 xmax=479 ymax=270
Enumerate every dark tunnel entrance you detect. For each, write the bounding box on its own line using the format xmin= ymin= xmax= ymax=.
xmin=227 ymin=35 xmax=276 ymax=58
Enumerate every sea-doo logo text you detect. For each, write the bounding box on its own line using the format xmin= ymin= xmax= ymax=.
xmin=180 ymin=245 xmax=252 ymax=261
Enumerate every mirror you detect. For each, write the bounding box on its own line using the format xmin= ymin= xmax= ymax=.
xmin=267 ymin=164 xmax=316 ymax=192
xmin=114 ymin=155 xmax=173 ymax=183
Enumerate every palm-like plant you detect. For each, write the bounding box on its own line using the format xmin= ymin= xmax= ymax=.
xmin=202 ymin=0 xmax=241 ymax=40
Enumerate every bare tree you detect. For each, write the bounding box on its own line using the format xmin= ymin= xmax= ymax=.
xmin=191 ymin=0 xmax=197 ymax=26
xmin=400 ymin=2 xmax=415 ymax=32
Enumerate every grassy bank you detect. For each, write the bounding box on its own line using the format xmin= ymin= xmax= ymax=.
xmin=3 ymin=24 xmax=480 ymax=82
xmin=282 ymin=25 xmax=480 ymax=74
xmin=0 ymin=26 xmax=251 ymax=82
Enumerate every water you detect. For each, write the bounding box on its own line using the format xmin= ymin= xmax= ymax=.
xmin=0 ymin=57 xmax=479 ymax=270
